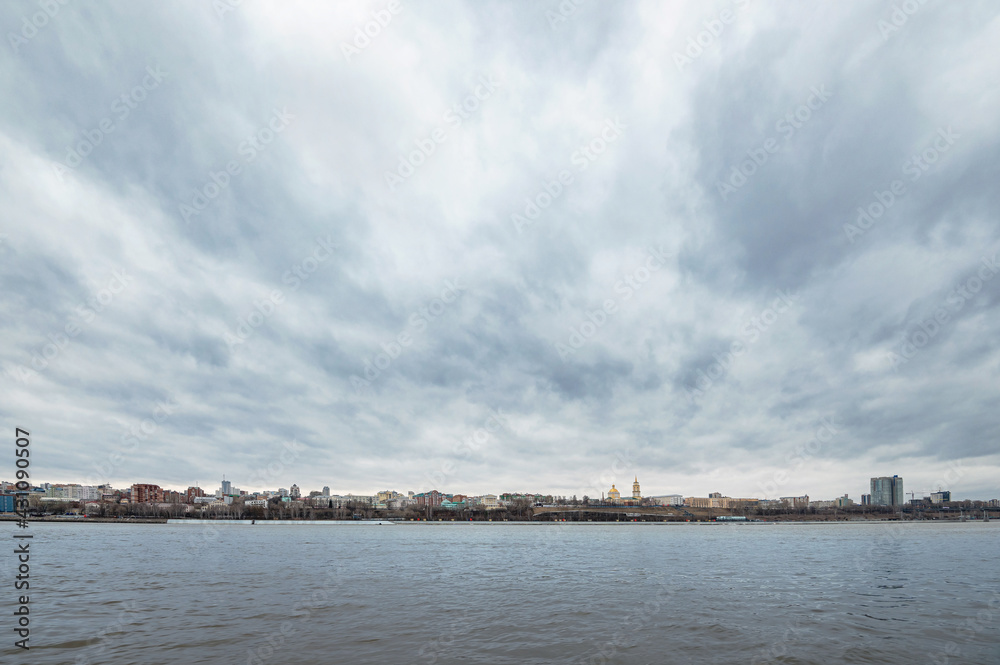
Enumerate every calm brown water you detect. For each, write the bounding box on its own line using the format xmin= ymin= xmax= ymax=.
xmin=3 ymin=521 xmax=998 ymax=664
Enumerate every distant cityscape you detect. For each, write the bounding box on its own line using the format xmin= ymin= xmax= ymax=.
xmin=2 ymin=474 xmax=998 ymax=518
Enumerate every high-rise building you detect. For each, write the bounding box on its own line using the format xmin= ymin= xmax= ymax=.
xmin=79 ymin=486 xmax=102 ymax=501
xmin=221 ymin=479 xmax=232 ymax=496
xmin=870 ymin=476 xmax=904 ymax=507
xmin=415 ymin=490 xmax=446 ymax=507
xmin=131 ymin=484 xmax=163 ymax=504
xmin=322 ymin=486 xmax=330 ymax=496
xmin=861 ymin=494 xmax=871 ymax=505
xmin=929 ymin=491 xmax=951 ymax=504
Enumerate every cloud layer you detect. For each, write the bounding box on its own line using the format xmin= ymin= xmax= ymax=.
xmin=2 ymin=0 xmax=999 ymax=501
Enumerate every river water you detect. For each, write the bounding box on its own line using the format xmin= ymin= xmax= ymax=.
xmin=3 ymin=521 xmax=998 ymax=664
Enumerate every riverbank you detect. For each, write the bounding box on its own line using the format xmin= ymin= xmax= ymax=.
xmin=3 ymin=515 xmax=993 ymax=525
xmin=0 ymin=515 xmax=167 ymax=524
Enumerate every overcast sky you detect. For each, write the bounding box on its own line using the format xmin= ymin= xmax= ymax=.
xmin=2 ymin=0 xmax=998 ymax=501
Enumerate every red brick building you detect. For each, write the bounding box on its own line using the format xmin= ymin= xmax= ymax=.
xmin=415 ymin=490 xmax=449 ymax=507
xmin=131 ymin=483 xmax=163 ymax=504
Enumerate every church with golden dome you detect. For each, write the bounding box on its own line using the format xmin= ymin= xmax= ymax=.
xmin=604 ymin=477 xmax=642 ymax=505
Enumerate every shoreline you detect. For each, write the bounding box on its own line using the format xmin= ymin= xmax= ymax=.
xmin=0 ymin=516 xmax=168 ymax=524
xmin=2 ymin=516 xmax=994 ymax=526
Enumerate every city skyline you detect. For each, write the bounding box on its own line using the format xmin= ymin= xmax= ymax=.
xmin=2 ymin=2 xmax=1000 ymax=504
xmin=8 ymin=468 xmax=988 ymax=504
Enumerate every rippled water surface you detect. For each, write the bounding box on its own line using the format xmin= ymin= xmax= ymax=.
xmin=3 ymin=521 xmax=998 ymax=664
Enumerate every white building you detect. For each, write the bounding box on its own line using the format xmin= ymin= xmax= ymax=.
xmin=929 ymin=491 xmax=951 ymax=504
xmin=649 ymin=494 xmax=684 ymax=506
xmin=477 ymin=494 xmax=500 ymax=509
xmin=77 ymin=486 xmax=102 ymax=501
xmin=45 ymin=485 xmax=69 ymax=499
xmin=326 ymin=494 xmax=375 ymax=508
xmin=387 ymin=497 xmax=411 ymax=509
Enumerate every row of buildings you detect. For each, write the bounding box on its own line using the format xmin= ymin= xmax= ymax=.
xmin=861 ymin=475 xmax=952 ymax=507
xmin=2 ymin=474 xmax=993 ymax=513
